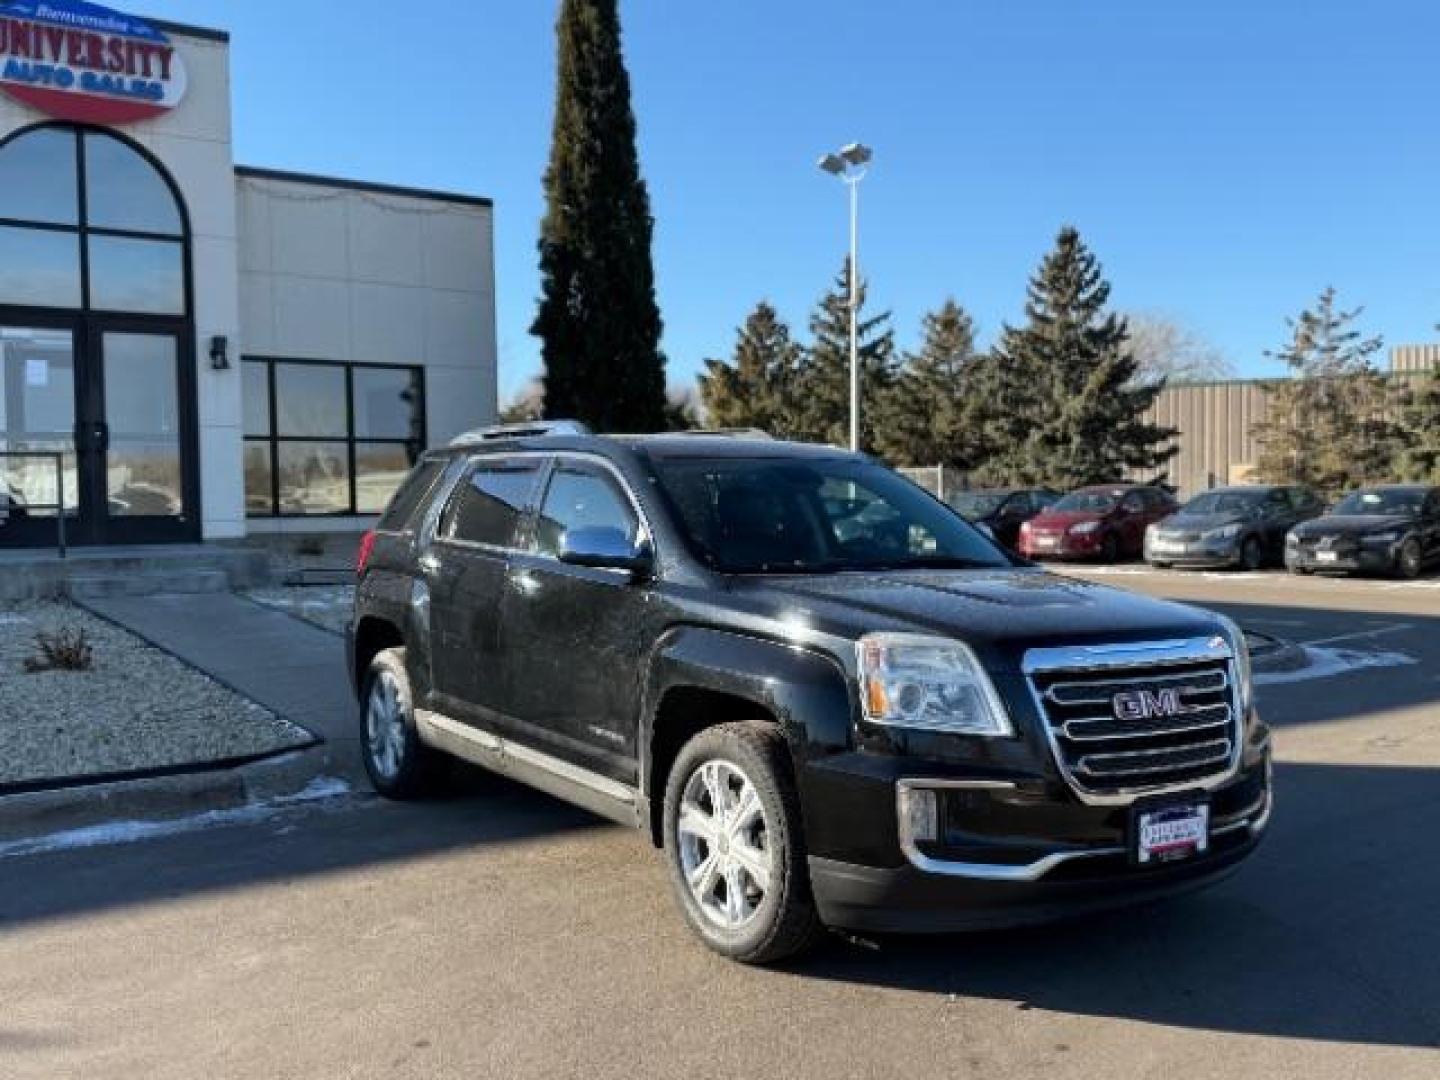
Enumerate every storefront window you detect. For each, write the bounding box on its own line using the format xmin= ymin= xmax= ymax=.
xmin=84 ymin=132 xmax=184 ymax=235
xmin=87 ymin=236 xmax=185 ymax=315
xmin=244 ymin=358 xmax=426 ymax=516
xmin=0 ymin=126 xmax=79 ymax=226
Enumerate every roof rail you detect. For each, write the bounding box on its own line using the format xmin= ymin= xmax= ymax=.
xmin=668 ymin=428 xmax=775 ymax=440
xmin=449 ymin=420 xmax=591 ymax=447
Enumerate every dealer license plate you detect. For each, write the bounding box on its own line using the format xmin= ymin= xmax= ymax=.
xmin=1135 ymin=802 xmax=1209 ymax=865
xmin=1034 ymin=536 xmax=1059 ymax=551
xmin=1316 ymin=551 xmax=1339 ymax=563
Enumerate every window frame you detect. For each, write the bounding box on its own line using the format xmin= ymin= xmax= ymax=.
xmin=0 ymin=125 xmax=189 ymax=317
xmin=531 ymin=456 xmax=643 ymax=560
xmin=242 ymin=355 xmax=427 ymax=518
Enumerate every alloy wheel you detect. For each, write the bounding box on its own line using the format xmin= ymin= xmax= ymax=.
xmin=676 ymin=760 xmax=773 ymax=930
xmin=365 ymin=671 xmax=407 ymax=780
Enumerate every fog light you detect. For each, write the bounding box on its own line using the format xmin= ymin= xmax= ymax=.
xmin=899 ymin=785 xmax=938 ymax=843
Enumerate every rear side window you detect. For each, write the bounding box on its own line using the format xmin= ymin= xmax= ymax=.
xmin=439 ymin=461 xmax=539 ymax=547
xmin=377 ymin=459 xmax=444 ymax=532
xmin=534 ymin=465 xmax=639 ymax=556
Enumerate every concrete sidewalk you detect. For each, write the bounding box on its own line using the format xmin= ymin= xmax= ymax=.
xmin=81 ymin=592 xmax=363 ymax=782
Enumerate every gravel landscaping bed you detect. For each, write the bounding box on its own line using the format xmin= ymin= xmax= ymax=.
xmin=0 ymin=603 xmax=313 ymax=789
xmin=246 ymin=586 xmax=354 ymax=636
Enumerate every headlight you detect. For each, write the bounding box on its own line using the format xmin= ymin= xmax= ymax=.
xmin=856 ymin=633 xmax=1013 ymax=736
xmin=1363 ymin=531 xmax=1400 ymax=545
xmin=1070 ymin=521 xmax=1101 ymax=535
xmin=1214 ymin=615 xmax=1253 ymax=713
xmin=1203 ymin=523 xmax=1243 ymax=541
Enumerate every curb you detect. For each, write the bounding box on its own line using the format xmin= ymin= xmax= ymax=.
xmin=0 ymin=744 xmax=343 ymax=845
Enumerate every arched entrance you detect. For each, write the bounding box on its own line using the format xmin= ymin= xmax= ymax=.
xmin=0 ymin=121 xmax=198 ymax=547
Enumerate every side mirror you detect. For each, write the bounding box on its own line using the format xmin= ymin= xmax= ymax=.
xmin=558 ymin=526 xmax=652 ymax=575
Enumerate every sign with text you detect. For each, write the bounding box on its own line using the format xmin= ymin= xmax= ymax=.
xmin=0 ymin=1 xmax=186 ymax=125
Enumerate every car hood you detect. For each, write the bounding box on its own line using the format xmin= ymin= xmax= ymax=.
xmin=1293 ymin=514 xmax=1414 ymax=538
xmin=1158 ymin=511 xmax=1253 ymax=532
xmin=724 ymin=568 xmax=1221 ymax=662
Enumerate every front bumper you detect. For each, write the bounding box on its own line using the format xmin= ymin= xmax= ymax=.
xmin=1020 ymin=531 xmax=1105 ymax=559
xmin=1286 ymin=544 xmax=1396 ymax=574
xmin=801 ymin=736 xmax=1271 ymax=934
xmin=1145 ymin=536 xmax=1241 ymax=567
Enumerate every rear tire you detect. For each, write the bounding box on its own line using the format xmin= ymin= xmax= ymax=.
xmin=360 ymin=647 xmax=443 ymax=799
xmin=662 ymin=722 xmax=823 ymax=965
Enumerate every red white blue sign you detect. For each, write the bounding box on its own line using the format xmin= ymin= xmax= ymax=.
xmin=0 ymin=1 xmax=187 ymax=125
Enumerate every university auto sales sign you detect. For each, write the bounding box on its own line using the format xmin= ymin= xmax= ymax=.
xmin=0 ymin=1 xmax=186 ymax=125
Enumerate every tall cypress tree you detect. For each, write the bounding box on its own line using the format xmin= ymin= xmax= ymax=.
xmin=697 ymin=301 xmax=802 ymax=434
xmin=792 ymin=259 xmax=896 ymax=451
xmin=874 ymin=299 xmax=980 ymax=467
xmin=532 ymin=0 xmax=667 ymax=431
xmin=983 ymin=227 xmax=1174 ymax=486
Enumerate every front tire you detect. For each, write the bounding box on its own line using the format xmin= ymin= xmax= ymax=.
xmin=662 ymin=722 xmax=822 ymax=964
xmin=360 ymin=647 xmax=443 ymax=799
xmin=1239 ymin=536 xmax=1264 ymax=572
xmin=1396 ymin=538 xmax=1422 ymax=580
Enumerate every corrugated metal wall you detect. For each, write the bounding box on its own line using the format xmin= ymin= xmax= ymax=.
xmin=1142 ymin=381 xmax=1278 ymax=498
xmin=1391 ymin=344 xmax=1440 ymax=374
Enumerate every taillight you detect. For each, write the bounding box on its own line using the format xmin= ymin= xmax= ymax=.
xmin=356 ymin=530 xmax=377 ymax=576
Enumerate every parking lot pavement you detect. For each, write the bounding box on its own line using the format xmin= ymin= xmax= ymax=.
xmin=3 ymin=572 xmax=1438 ymax=1079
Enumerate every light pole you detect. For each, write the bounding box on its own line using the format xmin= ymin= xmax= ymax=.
xmin=817 ymin=142 xmax=872 ymax=452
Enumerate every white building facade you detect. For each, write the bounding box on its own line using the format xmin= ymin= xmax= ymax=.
xmin=0 ymin=3 xmax=496 ymax=548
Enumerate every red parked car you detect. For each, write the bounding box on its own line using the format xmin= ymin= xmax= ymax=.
xmin=1019 ymin=484 xmax=1178 ymax=562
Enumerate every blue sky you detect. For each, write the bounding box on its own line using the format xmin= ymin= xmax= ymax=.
xmin=142 ymin=1 xmax=1440 ymax=400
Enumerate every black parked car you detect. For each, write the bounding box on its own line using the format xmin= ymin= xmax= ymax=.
xmin=348 ymin=422 xmax=1270 ymax=964
xmin=949 ymin=488 xmax=1059 ymax=549
xmin=1145 ymin=485 xmax=1324 ymax=570
xmin=1286 ymin=484 xmax=1440 ymax=578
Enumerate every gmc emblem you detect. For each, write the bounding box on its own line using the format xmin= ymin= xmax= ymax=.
xmin=1113 ymin=688 xmax=1192 ymax=721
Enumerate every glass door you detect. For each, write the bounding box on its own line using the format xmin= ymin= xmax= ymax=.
xmin=86 ymin=326 xmax=195 ymax=545
xmin=0 ymin=324 xmax=79 ymax=548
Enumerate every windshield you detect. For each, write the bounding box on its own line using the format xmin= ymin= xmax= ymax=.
xmin=649 ymin=456 xmax=1013 ymax=574
xmin=1332 ymin=489 xmax=1423 ymax=517
xmin=1182 ymin=490 xmax=1265 ymax=515
xmin=1050 ymin=489 xmax=1122 ymax=513
xmin=950 ymin=492 xmax=1006 ymax=519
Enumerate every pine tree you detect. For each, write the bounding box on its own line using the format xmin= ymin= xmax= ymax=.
xmin=1251 ymin=287 xmax=1401 ymax=493
xmin=873 ymin=299 xmax=981 ymax=468
xmin=792 ymin=259 xmax=897 ymax=451
xmin=532 ymin=0 xmax=667 ymax=432
xmin=697 ymin=302 xmax=802 ymax=435
xmin=980 ymin=227 xmax=1175 ymax=487
xmin=1395 ymin=328 xmax=1440 ymax=483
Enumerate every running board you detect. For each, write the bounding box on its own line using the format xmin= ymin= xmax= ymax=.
xmin=414 ymin=709 xmax=642 ymax=829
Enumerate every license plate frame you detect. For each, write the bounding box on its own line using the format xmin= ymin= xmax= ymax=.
xmin=1131 ymin=797 xmax=1210 ymax=866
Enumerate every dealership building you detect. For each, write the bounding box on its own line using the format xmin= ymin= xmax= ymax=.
xmin=0 ymin=2 xmax=497 ymax=550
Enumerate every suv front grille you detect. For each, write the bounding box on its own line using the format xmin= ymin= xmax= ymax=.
xmin=1024 ymin=642 xmax=1240 ymax=804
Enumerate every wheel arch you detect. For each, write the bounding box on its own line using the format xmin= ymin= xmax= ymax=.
xmin=641 ymin=626 xmax=854 ymax=847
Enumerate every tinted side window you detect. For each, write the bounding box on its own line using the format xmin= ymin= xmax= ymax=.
xmin=440 ymin=462 xmax=539 ymax=547
xmin=534 ymin=466 xmax=639 ymax=556
xmin=377 ymin=459 xmax=444 ymax=532
xmin=1121 ymin=492 xmax=1146 ymax=512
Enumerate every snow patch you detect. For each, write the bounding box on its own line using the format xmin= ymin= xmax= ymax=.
xmin=0 ymin=776 xmax=353 ymax=860
xmin=1255 ymin=644 xmax=1417 ymax=686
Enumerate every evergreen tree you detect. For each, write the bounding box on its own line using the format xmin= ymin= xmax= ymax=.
xmin=792 ymin=259 xmax=897 ymax=451
xmin=1395 ymin=328 xmax=1440 ymax=483
xmin=873 ymin=299 xmax=982 ymax=467
xmin=697 ymin=301 xmax=802 ymax=434
xmin=1251 ymin=287 xmax=1401 ymax=493
xmin=980 ymin=227 xmax=1175 ymax=487
xmin=532 ymin=0 xmax=667 ymax=432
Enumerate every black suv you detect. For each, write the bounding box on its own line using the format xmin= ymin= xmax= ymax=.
xmin=348 ymin=424 xmax=1271 ymax=963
